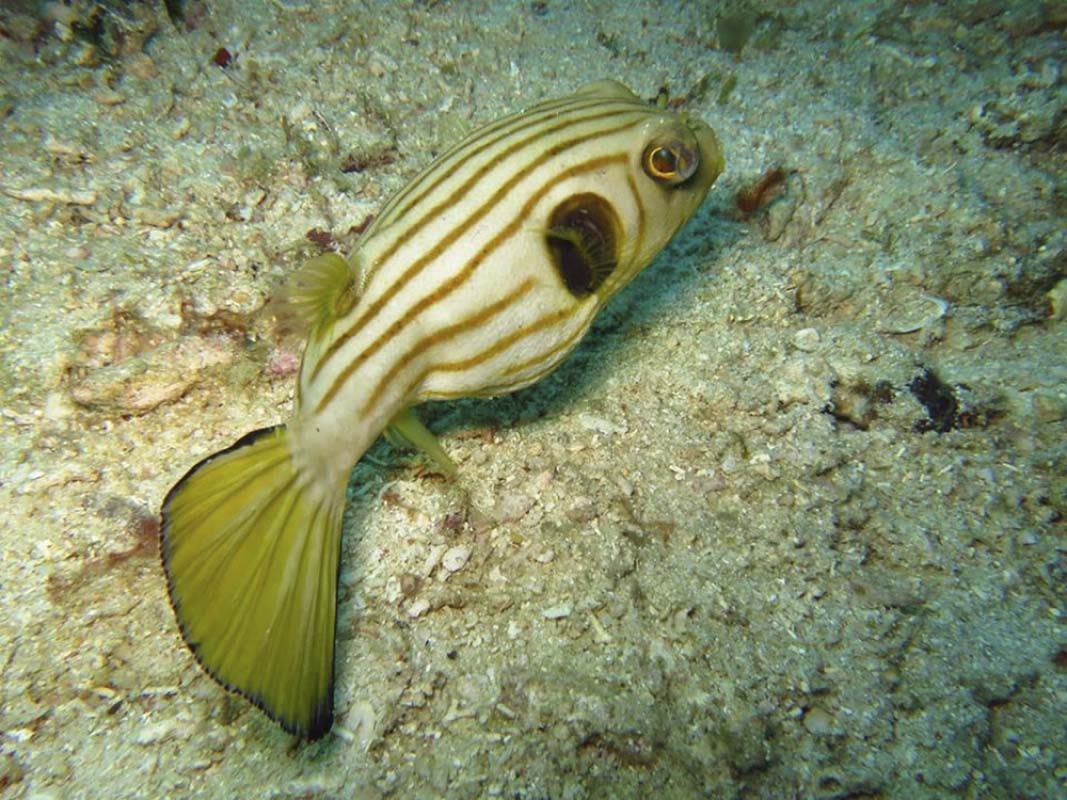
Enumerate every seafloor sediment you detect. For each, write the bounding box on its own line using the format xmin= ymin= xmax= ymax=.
xmin=0 ymin=1 xmax=1064 ymax=798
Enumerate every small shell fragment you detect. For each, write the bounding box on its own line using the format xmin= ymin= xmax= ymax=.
xmin=440 ymin=545 xmax=471 ymax=574
xmin=3 ymin=186 xmax=97 ymax=205
xmin=577 ymin=412 xmax=628 ymax=435
xmin=532 ymin=548 xmax=555 ymax=564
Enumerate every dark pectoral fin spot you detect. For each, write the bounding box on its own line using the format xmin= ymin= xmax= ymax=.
xmin=545 ymin=194 xmax=620 ymax=297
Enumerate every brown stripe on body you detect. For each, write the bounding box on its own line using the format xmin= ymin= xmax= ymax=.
xmin=358 ymin=278 xmax=536 ymax=415
xmin=368 ymin=94 xmax=583 ymax=233
xmin=371 ymin=95 xmax=648 ymax=237
xmin=314 ymin=150 xmax=630 ymax=415
xmin=600 ymin=172 xmax=648 ymax=298
xmin=369 ymin=94 xmax=613 ymax=234
xmin=310 ymin=109 xmax=655 ymax=386
xmin=419 ymin=171 xmax=651 ymax=401
xmin=417 ymin=303 xmax=588 ymax=398
xmin=419 ymin=294 xmax=596 ymax=401
xmin=355 ymin=105 xmax=653 ymax=293
xmin=385 ymin=300 xmax=591 ymax=407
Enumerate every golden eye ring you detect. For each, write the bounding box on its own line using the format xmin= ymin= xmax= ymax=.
xmin=642 ymin=140 xmax=698 ymax=185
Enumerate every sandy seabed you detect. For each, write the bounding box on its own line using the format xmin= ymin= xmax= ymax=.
xmin=1 ymin=1 xmax=1065 ymax=798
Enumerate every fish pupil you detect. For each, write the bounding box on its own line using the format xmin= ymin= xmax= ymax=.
xmin=651 ymin=146 xmax=677 ymax=175
xmin=643 ymin=140 xmax=699 ymax=184
xmin=545 ymin=194 xmax=619 ymax=297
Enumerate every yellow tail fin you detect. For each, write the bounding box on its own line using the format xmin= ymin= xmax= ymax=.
xmin=160 ymin=425 xmax=345 ymax=739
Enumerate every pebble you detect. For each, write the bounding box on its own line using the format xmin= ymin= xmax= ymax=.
xmin=42 ymin=391 xmax=73 ymax=421
xmin=1047 ymin=278 xmax=1067 ymax=321
xmin=135 ymin=718 xmax=185 ymax=745
xmin=367 ymin=53 xmax=398 ymax=77
xmin=803 ymin=706 xmax=835 ymax=735
xmin=131 ymin=205 xmax=181 ymax=228
xmin=171 ymin=118 xmax=191 ymax=140
xmin=64 ymin=244 xmax=91 ymax=260
xmin=565 ymin=497 xmax=596 ymax=523
xmin=420 ymin=545 xmax=445 ymax=577
xmin=382 ymin=575 xmax=403 ymax=604
xmin=1032 ymin=389 xmax=1067 ymax=423
xmin=407 ymin=598 xmax=431 ymax=618
xmin=5 ymin=187 xmax=97 ymax=206
xmin=69 ymin=337 xmax=236 ymax=415
xmin=762 ymin=176 xmax=799 ymax=241
xmin=45 ymin=138 xmax=87 ymax=162
xmin=588 ymin=612 xmax=613 ymax=643
xmin=792 ymin=327 xmax=820 ymax=352
xmin=541 ymin=602 xmax=572 ymax=619
xmin=495 ymin=491 xmax=533 ymax=522
xmin=344 ymin=700 xmax=377 ymax=753
xmin=93 ymin=88 xmax=126 ymax=106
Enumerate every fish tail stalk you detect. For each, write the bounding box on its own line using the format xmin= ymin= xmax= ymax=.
xmin=159 ymin=424 xmax=346 ymax=739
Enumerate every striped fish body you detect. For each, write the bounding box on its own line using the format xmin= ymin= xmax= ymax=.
xmin=295 ymin=80 xmax=723 ymax=487
xmin=160 ymin=80 xmax=723 ymax=740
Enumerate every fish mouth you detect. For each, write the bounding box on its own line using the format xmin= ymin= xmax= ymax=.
xmin=683 ymin=113 xmax=726 ymax=187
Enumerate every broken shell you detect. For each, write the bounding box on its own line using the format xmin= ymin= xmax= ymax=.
xmin=877 ymin=294 xmax=949 ymax=334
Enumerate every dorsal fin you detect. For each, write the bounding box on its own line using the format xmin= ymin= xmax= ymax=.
xmin=272 ymin=252 xmax=360 ymax=339
xmin=574 ymin=79 xmax=639 ymax=102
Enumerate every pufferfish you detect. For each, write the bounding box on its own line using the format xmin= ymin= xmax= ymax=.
xmin=160 ymin=80 xmax=724 ymax=739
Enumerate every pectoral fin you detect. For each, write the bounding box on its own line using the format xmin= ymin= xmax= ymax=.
xmin=272 ymin=252 xmax=360 ymax=340
xmin=385 ymin=407 xmax=457 ymax=477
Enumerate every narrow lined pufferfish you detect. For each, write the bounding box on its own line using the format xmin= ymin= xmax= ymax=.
xmin=160 ymin=80 xmax=724 ymax=739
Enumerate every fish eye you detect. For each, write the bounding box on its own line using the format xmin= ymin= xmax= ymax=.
xmin=642 ymin=140 xmax=698 ymax=185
